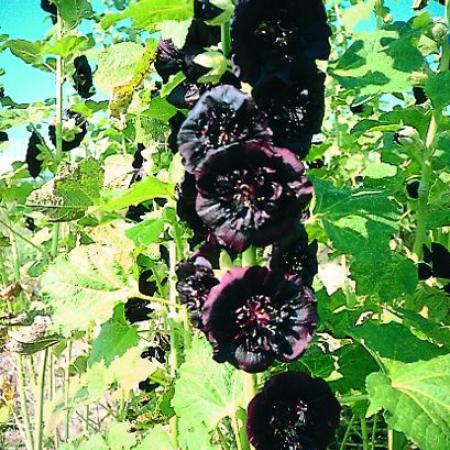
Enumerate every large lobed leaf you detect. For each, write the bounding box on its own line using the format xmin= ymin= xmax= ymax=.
xmin=367 ymin=354 xmax=450 ymax=450
xmin=41 ymin=243 xmax=136 ymax=333
xmin=27 ymin=159 xmax=103 ymax=222
xmin=172 ymin=337 xmax=244 ymax=446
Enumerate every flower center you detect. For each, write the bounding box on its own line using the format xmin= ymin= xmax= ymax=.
xmin=198 ymin=104 xmax=250 ymax=149
xmin=254 ymin=16 xmax=298 ymax=57
xmin=270 ymin=400 xmax=309 ymax=449
xmin=234 ymin=294 xmax=296 ymax=351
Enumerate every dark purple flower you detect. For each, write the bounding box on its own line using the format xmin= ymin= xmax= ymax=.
xmin=406 ymin=179 xmax=420 ymax=199
xmin=124 ymin=297 xmax=153 ymax=324
xmin=252 ymin=69 xmax=326 ymax=158
xmin=40 ymin=0 xmax=57 ymax=24
xmin=177 ymin=85 xmax=272 ymax=173
xmin=177 ymin=173 xmax=211 ymax=246
xmin=246 ymin=371 xmax=341 ymax=450
xmin=155 ymin=39 xmax=185 ymax=83
xmin=420 ymin=243 xmax=450 ymax=280
xmin=176 ymin=252 xmax=219 ymax=328
xmin=231 ymin=0 xmax=331 ymax=85
xmin=195 ymin=141 xmax=313 ymax=252
xmin=48 ymin=109 xmax=88 ymax=152
xmin=138 ymin=379 xmax=158 ymax=393
xmin=413 ymin=86 xmax=428 ymax=105
xmin=138 ymin=270 xmax=158 ymax=297
xmin=0 ymin=131 xmax=8 ymax=142
xmin=202 ymin=267 xmax=317 ymax=372
xmin=270 ymin=226 xmax=318 ymax=287
xmin=141 ymin=346 xmax=166 ymax=364
xmin=73 ymin=55 xmax=95 ymax=99
xmin=25 ymin=131 xmax=43 ymax=178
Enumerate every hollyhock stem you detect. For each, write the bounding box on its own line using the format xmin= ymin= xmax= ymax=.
xmin=34 ymin=349 xmax=48 ymax=450
xmin=412 ymin=0 xmax=449 ymax=257
xmin=221 ymin=21 xmax=231 ymax=57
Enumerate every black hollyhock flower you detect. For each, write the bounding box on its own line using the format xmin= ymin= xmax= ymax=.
xmin=252 ymin=69 xmax=326 ymax=158
xmin=177 ymin=85 xmax=272 ymax=173
xmin=406 ymin=179 xmax=420 ymax=199
xmin=231 ymin=0 xmax=331 ymax=85
xmin=141 ymin=346 xmax=166 ymax=364
xmin=350 ymin=103 xmax=365 ymax=114
xmin=413 ymin=86 xmax=428 ymax=105
xmin=246 ymin=371 xmax=341 ymax=450
xmin=155 ymin=39 xmax=185 ymax=83
xmin=124 ymin=298 xmax=153 ymax=324
xmin=202 ymin=267 xmax=317 ymax=372
xmin=195 ymin=141 xmax=313 ymax=252
xmin=194 ymin=0 xmax=224 ymax=22
xmin=419 ymin=243 xmax=450 ymax=280
xmin=139 ymin=270 xmax=157 ymax=297
xmin=25 ymin=217 xmax=36 ymax=232
xmin=0 ymin=131 xmax=8 ymax=142
xmin=177 ymin=173 xmax=211 ymax=245
xmin=138 ymin=379 xmax=158 ymax=393
xmin=26 ymin=131 xmax=43 ymax=178
xmin=270 ymin=226 xmax=318 ymax=287
xmin=49 ymin=110 xmax=88 ymax=152
xmin=40 ymin=0 xmax=57 ymax=24
xmin=176 ymin=252 xmax=219 ymax=328
xmin=73 ymin=55 xmax=95 ymax=99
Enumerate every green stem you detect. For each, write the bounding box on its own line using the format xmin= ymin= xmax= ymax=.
xmin=55 ymin=12 xmax=64 ymax=165
xmin=17 ymin=355 xmax=35 ymax=450
xmin=34 ymin=349 xmax=48 ymax=450
xmin=51 ymin=223 xmax=60 ymax=258
xmin=0 ymin=217 xmax=47 ymax=256
xmin=361 ymin=418 xmax=370 ymax=450
xmin=412 ymin=1 xmax=450 ymax=257
xmin=64 ymin=341 xmax=72 ymax=442
xmin=221 ymin=21 xmax=231 ymax=57
xmin=168 ymin=240 xmax=179 ymax=448
xmin=387 ymin=429 xmax=394 ymax=450
xmin=339 ymin=394 xmax=369 ymax=404
xmin=371 ymin=413 xmax=378 ymax=450
xmin=339 ymin=414 xmax=356 ymax=450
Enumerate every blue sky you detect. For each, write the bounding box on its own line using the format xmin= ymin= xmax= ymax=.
xmin=0 ymin=0 xmax=445 ymax=170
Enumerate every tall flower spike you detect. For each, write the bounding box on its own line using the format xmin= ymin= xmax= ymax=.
xmin=231 ymin=0 xmax=331 ymax=85
xmin=246 ymin=371 xmax=341 ymax=450
xmin=195 ymin=141 xmax=313 ymax=252
xmin=202 ymin=267 xmax=318 ymax=372
xmin=252 ymin=68 xmax=326 ymax=158
xmin=177 ymin=84 xmax=272 ymax=173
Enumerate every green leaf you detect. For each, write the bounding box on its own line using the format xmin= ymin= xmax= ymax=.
xmin=0 ymin=103 xmax=51 ymax=131
xmin=88 ymin=304 xmax=140 ymax=367
xmin=159 ymin=19 xmax=192 ymax=48
xmin=106 ymin=422 xmax=137 ymax=450
xmin=5 ymin=39 xmax=54 ymax=72
xmin=101 ymin=0 xmax=193 ymax=31
xmin=125 ymin=218 xmax=165 ymax=246
xmin=351 ymin=253 xmax=418 ymax=301
xmin=425 ymin=71 xmax=450 ymax=111
xmin=134 ymin=426 xmax=175 ymax=450
xmin=330 ymin=29 xmax=424 ymax=95
xmin=94 ymin=42 xmax=144 ymax=93
xmin=160 ymin=71 xmax=187 ymax=97
xmin=313 ymin=178 xmax=400 ymax=262
xmin=350 ymin=321 xmax=445 ymax=366
xmin=78 ymin=434 xmax=108 ymax=450
xmin=55 ymin=0 xmax=93 ymax=28
xmin=41 ymin=243 xmax=135 ymax=334
xmin=178 ymin=418 xmax=220 ymax=450
xmin=172 ymin=337 xmax=244 ymax=433
xmin=44 ymin=35 xmax=92 ymax=58
xmin=99 ymin=176 xmax=174 ymax=212
xmin=362 ymin=162 xmax=397 ymax=179
xmin=195 ymin=51 xmax=228 ymax=84
xmin=366 ymin=354 xmax=450 ymax=450
xmin=143 ymin=97 xmax=178 ymax=122
xmin=27 ymin=159 xmax=103 ymax=222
